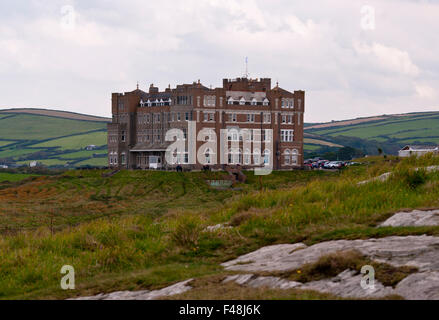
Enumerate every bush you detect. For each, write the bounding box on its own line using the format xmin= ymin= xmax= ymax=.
xmin=393 ymin=167 xmax=428 ymax=189
xmin=172 ymin=215 xmax=203 ymax=248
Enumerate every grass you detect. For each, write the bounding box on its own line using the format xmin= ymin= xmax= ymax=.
xmin=0 ymin=112 xmax=107 ymax=168
xmin=1 ymin=154 xmax=439 ymax=299
xmin=0 ymin=140 xmax=17 ymax=148
xmin=285 ymin=250 xmax=416 ymax=287
xmin=32 ymin=131 xmax=107 ymax=150
xmin=0 ymin=148 xmax=44 ymax=159
xmin=16 ymin=159 xmax=70 ymax=167
xmin=74 ymin=157 xmax=107 ymax=167
xmin=0 ymin=172 xmax=40 ymax=183
xmin=58 ymin=149 xmax=107 ymax=160
xmin=0 ymin=114 xmax=106 ymax=141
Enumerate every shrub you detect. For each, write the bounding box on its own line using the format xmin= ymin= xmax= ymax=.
xmin=393 ymin=167 xmax=428 ymax=189
xmin=172 ymin=215 xmax=203 ymax=248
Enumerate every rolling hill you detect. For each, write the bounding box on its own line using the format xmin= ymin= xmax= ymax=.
xmin=0 ymin=109 xmax=110 ymax=167
xmin=1 ymin=108 xmax=438 ymax=167
xmin=304 ymin=111 xmax=439 ymax=155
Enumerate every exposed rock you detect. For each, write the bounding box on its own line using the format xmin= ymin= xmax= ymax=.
xmin=222 ymin=270 xmax=395 ymax=299
xmin=223 ymin=274 xmax=301 ymax=289
xmin=358 ymin=172 xmax=392 ymax=185
xmin=394 ymin=272 xmax=439 ymax=300
xmin=357 ymin=166 xmax=439 ymax=185
xmin=222 ymin=236 xmax=439 ymax=299
xmin=222 ymin=236 xmax=439 ymax=273
xmin=379 ymin=209 xmax=439 ymax=227
xmin=300 ymin=269 xmax=395 ymax=299
xmin=205 ymin=224 xmax=233 ymax=232
xmin=71 ymin=279 xmax=192 ymax=300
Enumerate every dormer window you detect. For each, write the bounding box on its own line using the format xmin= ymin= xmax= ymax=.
xmin=140 ymin=99 xmax=144 ymax=107
xmin=263 ymin=98 xmax=269 ymax=106
xmin=251 ymin=98 xmax=257 ymax=106
xmin=239 ymin=97 xmax=246 ymax=105
xmin=155 ymin=99 xmax=159 ymax=106
xmin=227 ymin=97 xmax=234 ymax=105
xmin=147 ymin=99 xmax=152 ymax=107
xmin=160 ymin=99 xmax=164 ymax=106
xmin=168 ymin=98 xmax=172 ymax=106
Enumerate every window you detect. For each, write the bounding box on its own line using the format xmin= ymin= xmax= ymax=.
xmin=282 ymin=99 xmax=286 ymax=108
xmin=290 ymin=99 xmax=294 ymax=109
xmin=281 ymin=130 xmax=294 ymax=142
xmin=263 ymin=113 xmax=271 ymax=123
xmin=204 ymin=96 xmax=216 ymax=107
xmin=228 ymin=129 xmax=239 ymax=142
xmin=177 ymin=113 xmax=181 ymax=121
xmin=121 ymin=153 xmax=126 ymax=165
xmin=121 ymin=131 xmax=126 ymax=142
xmin=263 ymin=98 xmax=269 ymax=106
xmin=204 ymin=112 xmax=208 ymax=122
xmin=247 ymin=114 xmax=255 ymax=122
xmin=251 ymin=98 xmax=257 ymax=106
xmin=146 ymin=114 xmax=150 ymax=123
xmin=204 ymin=112 xmax=214 ymax=121
xmin=185 ymin=112 xmax=189 ymax=121
xmin=228 ymin=148 xmax=242 ymax=164
xmin=229 ymin=113 xmax=237 ymax=122
xmin=244 ymin=149 xmax=251 ymax=165
xmin=239 ymin=97 xmax=246 ymax=105
xmin=288 ymin=115 xmax=293 ymax=124
xmin=284 ymin=149 xmax=290 ymax=165
xmin=228 ymin=97 xmax=234 ymax=105
xmin=263 ymin=149 xmax=270 ymax=164
xmin=292 ymin=149 xmax=299 ymax=165
xmin=282 ymin=115 xmax=287 ymax=123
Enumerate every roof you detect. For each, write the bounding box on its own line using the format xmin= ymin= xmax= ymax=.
xmin=401 ymin=145 xmax=439 ymax=151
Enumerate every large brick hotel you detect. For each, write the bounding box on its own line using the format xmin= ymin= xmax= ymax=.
xmin=108 ymin=77 xmax=305 ymax=170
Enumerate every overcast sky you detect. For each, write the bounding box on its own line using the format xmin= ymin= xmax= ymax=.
xmin=0 ymin=0 xmax=438 ymax=122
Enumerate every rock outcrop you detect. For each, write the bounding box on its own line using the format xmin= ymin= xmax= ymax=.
xmin=379 ymin=209 xmax=439 ymax=227
xmin=221 ymin=235 xmax=439 ymax=299
xmin=72 ymin=279 xmax=192 ymax=300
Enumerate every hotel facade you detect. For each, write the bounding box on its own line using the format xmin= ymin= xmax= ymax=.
xmin=107 ymin=77 xmax=304 ymax=170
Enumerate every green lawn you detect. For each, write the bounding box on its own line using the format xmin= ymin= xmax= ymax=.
xmin=0 ymin=114 xmax=106 ymax=140
xmin=32 ymin=131 xmax=107 ymax=150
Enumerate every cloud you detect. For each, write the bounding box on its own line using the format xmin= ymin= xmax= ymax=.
xmin=0 ymin=0 xmax=438 ymax=122
xmin=354 ymin=41 xmax=420 ymax=76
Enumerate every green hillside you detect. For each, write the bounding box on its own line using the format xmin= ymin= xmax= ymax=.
xmin=0 ymin=110 xmax=110 ymax=167
xmin=304 ymin=111 xmax=439 ymax=156
xmin=1 ymin=108 xmax=438 ymax=166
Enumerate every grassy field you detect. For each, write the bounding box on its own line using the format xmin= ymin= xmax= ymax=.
xmin=0 ymin=172 xmax=40 ymax=183
xmin=306 ymin=112 xmax=439 ymax=153
xmin=0 ymin=114 xmax=107 ymax=141
xmin=32 ymin=131 xmax=107 ymax=150
xmin=1 ymin=154 xmax=439 ymax=299
xmin=0 ymin=110 xmax=109 ymax=168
